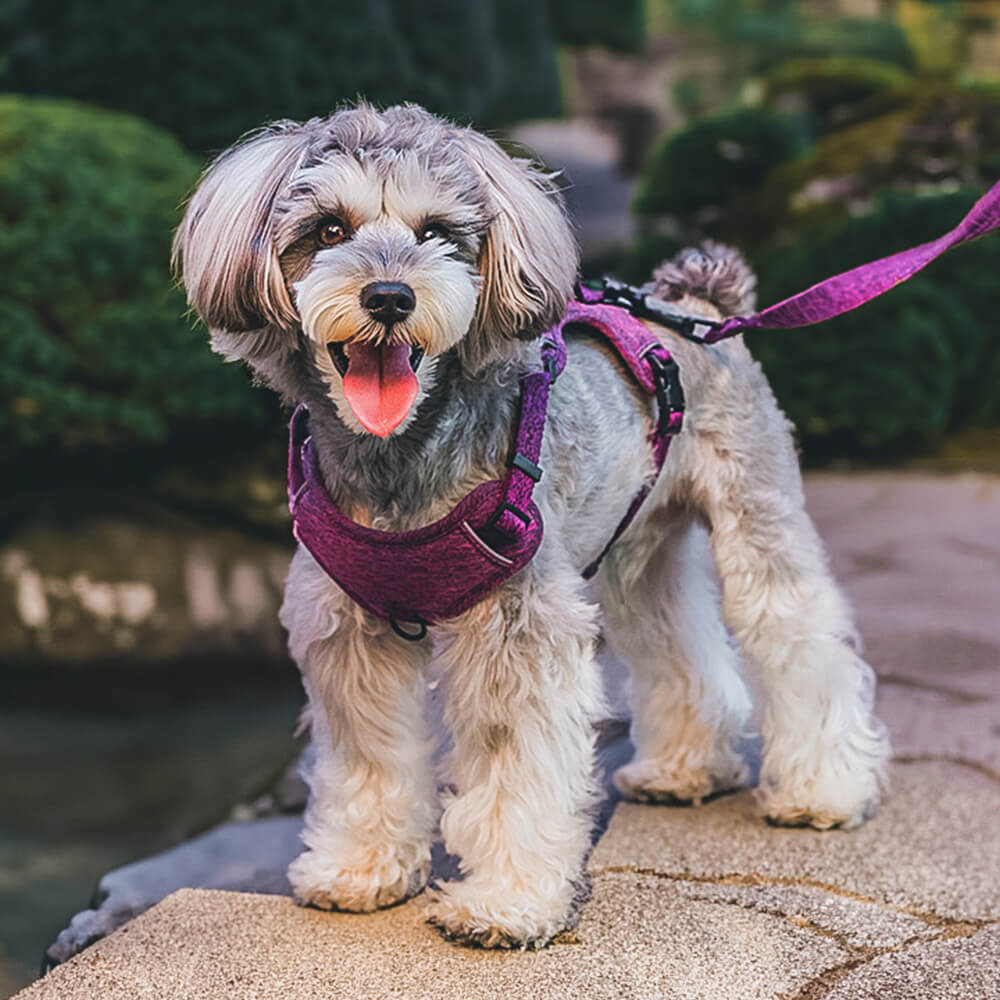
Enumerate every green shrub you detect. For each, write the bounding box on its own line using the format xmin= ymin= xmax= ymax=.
xmin=751 ymin=190 xmax=1000 ymax=459
xmin=2 ymin=0 xmax=562 ymax=154
xmin=0 ymin=96 xmax=272 ymax=461
xmin=632 ymin=107 xmax=812 ymax=244
xmin=761 ymin=57 xmax=914 ymax=134
xmin=549 ymin=0 xmax=645 ymax=53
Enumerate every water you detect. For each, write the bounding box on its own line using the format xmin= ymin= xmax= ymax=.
xmin=0 ymin=684 xmax=302 ymax=997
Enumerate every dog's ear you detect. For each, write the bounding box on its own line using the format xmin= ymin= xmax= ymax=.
xmin=173 ymin=123 xmax=312 ymax=340
xmin=462 ymin=132 xmax=578 ymax=358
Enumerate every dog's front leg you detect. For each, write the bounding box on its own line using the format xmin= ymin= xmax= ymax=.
xmin=427 ymin=565 xmax=604 ymax=948
xmin=281 ymin=548 xmax=436 ymax=912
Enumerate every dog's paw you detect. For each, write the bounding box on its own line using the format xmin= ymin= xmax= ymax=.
xmin=756 ymin=785 xmax=880 ymax=831
xmin=757 ymin=722 xmax=889 ymax=830
xmin=614 ymin=750 xmax=748 ymax=806
xmin=425 ymin=879 xmax=576 ymax=949
xmin=288 ymin=845 xmax=430 ymax=913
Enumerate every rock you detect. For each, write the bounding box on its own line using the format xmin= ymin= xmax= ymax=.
xmin=1 ymin=509 xmax=292 ymax=678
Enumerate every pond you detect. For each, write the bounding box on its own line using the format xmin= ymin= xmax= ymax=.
xmin=0 ymin=680 xmax=302 ymax=997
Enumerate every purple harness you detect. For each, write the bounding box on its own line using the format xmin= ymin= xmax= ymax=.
xmin=289 ymin=178 xmax=1000 ymax=637
xmin=288 ymin=300 xmax=685 ymax=637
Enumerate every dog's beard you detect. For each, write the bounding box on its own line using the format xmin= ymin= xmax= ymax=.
xmin=295 ymin=253 xmax=479 ymax=437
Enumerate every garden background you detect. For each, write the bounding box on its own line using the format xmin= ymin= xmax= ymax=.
xmin=2 ymin=0 xmax=999 ymax=994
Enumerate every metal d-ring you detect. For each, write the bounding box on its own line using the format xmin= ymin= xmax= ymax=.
xmin=390 ymin=617 xmax=428 ymax=642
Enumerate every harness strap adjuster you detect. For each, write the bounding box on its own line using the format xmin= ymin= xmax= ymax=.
xmin=510 ymin=453 xmax=543 ymax=482
xmin=647 ymin=352 xmax=685 ymax=436
xmin=480 ymin=501 xmax=532 ymax=548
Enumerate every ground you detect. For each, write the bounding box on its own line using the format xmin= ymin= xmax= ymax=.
xmin=14 ymin=473 xmax=1000 ymax=1000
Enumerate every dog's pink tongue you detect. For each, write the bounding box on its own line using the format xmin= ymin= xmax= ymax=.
xmin=342 ymin=342 xmax=419 ymax=437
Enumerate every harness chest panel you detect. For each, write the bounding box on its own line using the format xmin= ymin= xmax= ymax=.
xmin=288 ymin=296 xmax=684 ymax=632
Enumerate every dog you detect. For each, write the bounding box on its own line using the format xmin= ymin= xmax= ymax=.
xmin=173 ymin=103 xmax=890 ymax=949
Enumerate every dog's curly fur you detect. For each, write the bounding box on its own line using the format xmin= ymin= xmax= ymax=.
xmin=174 ymin=104 xmax=890 ymax=949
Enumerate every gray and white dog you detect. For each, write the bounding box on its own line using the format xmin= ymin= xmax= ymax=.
xmin=173 ymin=104 xmax=889 ymax=948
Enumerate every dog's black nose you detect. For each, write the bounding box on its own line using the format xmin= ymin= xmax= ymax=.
xmin=361 ymin=282 xmax=416 ymax=324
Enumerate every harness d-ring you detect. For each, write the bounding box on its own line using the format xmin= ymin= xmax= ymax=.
xmin=390 ymin=617 xmax=428 ymax=642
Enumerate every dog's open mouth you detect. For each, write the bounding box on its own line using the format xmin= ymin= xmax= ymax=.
xmin=328 ymin=341 xmax=426 ymax=437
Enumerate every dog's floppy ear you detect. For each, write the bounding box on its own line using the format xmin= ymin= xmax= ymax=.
xmin=462 ymin=131 xmax=578 ymax=357
xmin=173 ymin=123 xmax=312 ymax=339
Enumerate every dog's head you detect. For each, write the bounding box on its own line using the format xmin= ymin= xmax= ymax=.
xmin=173 ymin=104 xmax=577 ymax=437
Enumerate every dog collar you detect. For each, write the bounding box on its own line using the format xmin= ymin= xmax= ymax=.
xmin=287 ymin=297 xmax=685 ymax=636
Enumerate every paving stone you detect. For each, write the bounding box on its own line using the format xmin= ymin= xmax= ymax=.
xmin=876 ymin=682 xmax=1000 ymax=773
xmin=589 ymin=760 xmax=1000 ymax=921
xmin=665 ymin=882 xmax=937 ymax=951
xmin=14 ymin=879 xmax=849 ymax=1000
xmin=823 ymin=923 xmax=1000 ymax=1000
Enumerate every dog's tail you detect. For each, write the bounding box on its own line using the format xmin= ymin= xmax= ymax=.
xmin=643 ymin=241 xmax=757 ymax=318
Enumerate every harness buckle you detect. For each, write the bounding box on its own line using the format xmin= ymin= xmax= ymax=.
xmin=480 ymin=501 xmax=532 ymax=547
xmin=648 ymin=353 xmax=685 ymax=436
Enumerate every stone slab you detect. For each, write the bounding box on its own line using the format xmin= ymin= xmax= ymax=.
xmin=824 ymin=923 xmax=1000 ymax=1000
xmin=16 ymin=880 xmax=848 ymax=1000
xmin=589 ymin=761 xmax=1000 ymax=922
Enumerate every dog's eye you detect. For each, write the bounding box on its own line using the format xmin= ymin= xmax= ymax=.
xmin=416 ymin=222 xmax=450 ymax=244
xmin=317 ymin=217 xmax=349 ymax=247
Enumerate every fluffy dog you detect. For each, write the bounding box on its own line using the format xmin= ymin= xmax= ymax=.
xmin=173 ymin=104 xmax=889 ymax=948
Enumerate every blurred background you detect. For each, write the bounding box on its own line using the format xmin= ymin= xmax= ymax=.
xmin=1 ymin=0 xmax=999 ymax=993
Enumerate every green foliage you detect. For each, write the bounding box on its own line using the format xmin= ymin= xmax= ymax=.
xmin=761 ymin=57 xmax=914 ymax=134
xmin=633 ymin=106 xmax=811 ymax=218
xmin=2 ymin=0 xmax=562 ymax=153
xmin=751 ymin=190 xmax=1000 ymax=459
xmin=549 ymin=0 xmax=645 ymax=53
xmin=672 ymin=1 xmax=914 ymax=70
xmin=0 ymin=95 xmax=272 ymax=461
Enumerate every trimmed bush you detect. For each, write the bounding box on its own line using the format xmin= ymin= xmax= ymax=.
xmin=3 ymin=0 xmax=562 ymax=154
xmin=750 ymin=190 xmax=1000 ymax=459
xmin=761 ymin=57 xmax=914 ymax=134
xmin=549 ymin=0 xmax=645 ymax=53
xmin=633 ymin=107 xmax=812 ymax=219
xmin=0 ymin=96 xmax=271 ymax=461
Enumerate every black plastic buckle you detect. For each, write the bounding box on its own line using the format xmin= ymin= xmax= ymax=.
xmin=480 ymin=501 xmax=532 ymax=548
xmin=648 ymin=353 xmax=685 ymax=435
xmin=598 ymin=276 xmax=642 ymax=312
xmin=510 ymin=453 xmax=542 ymax=482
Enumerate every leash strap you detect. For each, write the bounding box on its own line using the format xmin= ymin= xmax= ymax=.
xmin=709 ymin=178 xmax=1000 ymax=342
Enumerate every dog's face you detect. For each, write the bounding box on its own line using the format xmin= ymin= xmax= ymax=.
xmin=173 ymin=105 xmax=577 ymax=438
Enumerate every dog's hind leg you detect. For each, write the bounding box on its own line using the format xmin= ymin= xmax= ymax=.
xmin=427 ymin=561 xmax=604 ymax=948
xmin=281 ymin=548 xmax=437 ymax=912
xmin=688 ymin=373 xmax=890 ymax=829
xmin=598 ymin=510 xmax=751 ymax=805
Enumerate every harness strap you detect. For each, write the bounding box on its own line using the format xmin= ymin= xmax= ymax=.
xmin=484 ymin=334 xmax=567 ymax=542
xmin=561 ymin=294 xmax=685 ymax=579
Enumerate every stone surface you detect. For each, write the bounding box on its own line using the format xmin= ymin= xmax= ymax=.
xmin=18 ymin=884 xmax=849 ymax=1000
xmin=0 ymin=510 xmax=291 ymax=672
xmin=590 ymin=760 xmax=1000 ymax=921
xmin=823 ymin=924 xmax=1000 ymax=1000
xmin=11 ymin=473 xmax=1000 ymax=998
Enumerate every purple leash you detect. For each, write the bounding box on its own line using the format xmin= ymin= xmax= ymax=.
xmin=692 ymin=179 xmax=1000 ymax=343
